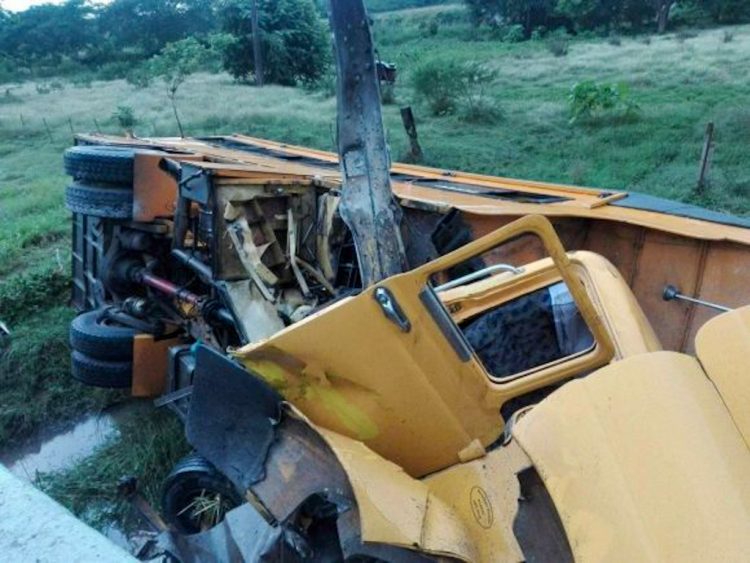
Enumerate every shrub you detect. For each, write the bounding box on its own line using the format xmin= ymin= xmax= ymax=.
xmin=427 ymin=18 xmax=440 ymax=36
xmin=607 ymin=34 xmax=622 ymax=46
xmin=112 ymin=105 xmax=137 ymax=130
xmin=568 ymin=80 xmax=640 ymax=124
xmin=723 ymin=30 xmax=734 ymax=42
xmin=504 ymin=24 xmax=525 ymax=43
xmin=125 ymin=66 xmax=152 ymax=89
xmin=530 ymin=27 xmax=546 ymax=40
xmin=547 ymin=36 xmax=569 ymax=57
xmin=413 ymin=59 xmax=465 ymax=115
xmin=413 ymin=59 xmax=498 ymax=118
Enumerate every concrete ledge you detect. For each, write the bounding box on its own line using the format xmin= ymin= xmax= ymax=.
xmin=0 ymin=464 xmax=135 ymax=562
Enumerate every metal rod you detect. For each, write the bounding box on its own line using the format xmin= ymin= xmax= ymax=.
xmin=171 ymin=249 xmax=212 ymax=282
xmin=137 ymin=270 xmax=200 ymax=305
xmin=435 ymin=264 xmax=523 ymax=292
xmin=662 ymin=285 xmax=731 ymax=313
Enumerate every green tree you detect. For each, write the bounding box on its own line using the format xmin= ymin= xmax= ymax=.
xmin=219 ymin=0 xmax=330 ymax=86
xmin=464 ymin=0 xmax=560 ymax=34
xmin=0 ymin=0 xmax=98 ymax=69
xmin=99 ymin=0 xmax=217 ymax=57
xmin=148 ymin=38 xmax=213 ymax=136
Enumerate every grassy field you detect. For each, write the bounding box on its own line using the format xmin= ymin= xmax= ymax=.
xmin=1 ymin=3 xmax=749 ymax=532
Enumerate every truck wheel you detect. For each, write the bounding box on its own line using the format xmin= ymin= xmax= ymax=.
xmin=70 ymin=350 xmax=132 ymax=388
xmin=69 ymin=309 xmax=137 ymax=362
xmin=64 ymin=145 xmax=134 ymax=185
xmin=65 ymin=182 xmax=133 ymax=219
xmin=162 ymin=453 xmax=243 ymax=535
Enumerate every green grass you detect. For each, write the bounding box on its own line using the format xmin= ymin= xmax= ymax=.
xmin=36 ymin=407 xmax=189 ymax=530
xmin=1 ymin=5 xmax=749 ymax=536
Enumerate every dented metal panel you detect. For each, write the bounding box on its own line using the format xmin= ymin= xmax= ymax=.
xmin=513 ymin=351 xmax=750 ymax=562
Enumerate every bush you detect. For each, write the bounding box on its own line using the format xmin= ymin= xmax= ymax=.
xmin=568 ymin=80 xmax=640 ymax=124
xmin=504 ymin=24 xmax=525 ymax=42
xmin=112 ymin=105 xmax=137 ymax=130
xmin=413 ymin=59 xmax=464 ymax=115
xmin=723 ymin=30 xmax=734 ymax=42
xmin=413 ymin=59 xmax=498 ymax=118
xmin=426 ymin=18 xmax=440 ymax=36
xmin=125 ymin=66 xmax=152 ymax=89
xmin=546 ymin=36 xmax=569 ymax=57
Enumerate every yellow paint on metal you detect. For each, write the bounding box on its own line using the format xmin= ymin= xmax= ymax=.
xmin=695 ymin=305 xmax=750 ymax=447
xmin=245 ymin=350 xmax=379 ymax=441
xmin=513 ymin=351 xmax=750 ymax=562
xmin=234 ymin=216 xmax=619 ymax=476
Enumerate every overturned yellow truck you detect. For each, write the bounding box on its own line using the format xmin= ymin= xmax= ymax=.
xmin=63 ymin=133 xmax=750 ymax=561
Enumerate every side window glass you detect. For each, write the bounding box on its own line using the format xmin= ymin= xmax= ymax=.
xmin=428 ymin=233 xmax=596 ymax=382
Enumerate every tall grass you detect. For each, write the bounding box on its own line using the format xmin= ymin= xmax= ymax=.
xmin=37 ymin=408 xmax=189 ymax=530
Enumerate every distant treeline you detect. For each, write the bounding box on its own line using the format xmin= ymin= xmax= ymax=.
xmin=0 ymin=0 xmax=333 ymax=84
xmin=1 ymin=0 xmax=747 ymax=83
xmin=0 ymin=0 xmax=217 ymax=79
xmin=465 ymin=0 xmax=750 ymax=35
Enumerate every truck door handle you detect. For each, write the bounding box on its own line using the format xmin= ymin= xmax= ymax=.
xmin=374 ymin=287 xmax=411 ymax=333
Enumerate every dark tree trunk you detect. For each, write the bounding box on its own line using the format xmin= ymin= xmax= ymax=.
xmin=657 ymin=1 xmax=671 ymax=34
xmin=252 ymin=0 xmax=264 ymax=86
xmin=328 ymin=0 xmax=407 ymax=286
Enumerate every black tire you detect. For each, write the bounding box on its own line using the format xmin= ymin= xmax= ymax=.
xmin=65 ymin=182 xmax=133 ymax=219
xmin=70 ymin=350 xmax=132 ymax=388
xmin=162 ymin=453 xmax=243 ymax=535
xmin=69 ymin=309 xmax=137 ymax=361
xmin=64 ymin=145 xmax=135 ymax=185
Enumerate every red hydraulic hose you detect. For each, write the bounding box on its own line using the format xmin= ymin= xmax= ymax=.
xmin=138 ymin=271 xmax=200 ymax=305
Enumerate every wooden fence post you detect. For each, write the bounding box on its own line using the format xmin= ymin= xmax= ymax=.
xmin=697 ymin=121 xmax=714 ymax=193
xmin=42 ymin=117 xmax=53 ymax=142
xmin=400 ymin=106 xmax=423 ymax=162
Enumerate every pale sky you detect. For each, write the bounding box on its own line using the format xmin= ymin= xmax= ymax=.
xmin=2 ymin=0 xmax=111 ymax=12
xmin=3 ymin=0 xmax=67 ymax=12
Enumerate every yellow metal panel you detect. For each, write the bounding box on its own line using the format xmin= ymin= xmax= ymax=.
xmin=316 ymin=425 xmax=530 ymax=562
xmin=235 ymin=216 xmax=615 ymax=477
xmin=513 ymin=351 xmax=750 ymax=562
xmin=695 ymin=305 xmax=750 ymax=447
xmin=76 ymin=133 xmax=750 ymax=245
